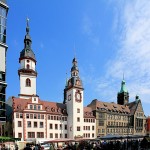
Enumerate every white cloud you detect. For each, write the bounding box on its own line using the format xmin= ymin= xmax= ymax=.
xmin=96 ymin=0 xmax=150 ymax=105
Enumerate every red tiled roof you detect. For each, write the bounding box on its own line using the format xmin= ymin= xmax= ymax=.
xmin=12 ymin=97 xmax=67 ymax=115
xmin=88 ymin=99 xmax=130 ymax=114
xmin=84 ymin=107 xmax=95 ymax=118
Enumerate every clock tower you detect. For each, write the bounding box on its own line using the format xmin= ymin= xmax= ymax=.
xmin=18 ymin=19 xmax=37 ymax=99
xmin=64 ymin=57 xmax=84 ymax=139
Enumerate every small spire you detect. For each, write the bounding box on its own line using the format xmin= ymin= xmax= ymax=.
xmin=120 ymin=79 xmax=128 ymax=93
xmin=65 ymin=72 xmax=68 ymax=87
xmin=123 ymin=72 xmax=124 ymax=80
xmin=26 ymin=17 xmax=30 ymax=34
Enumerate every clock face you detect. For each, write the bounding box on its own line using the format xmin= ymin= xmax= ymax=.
xmin=76 ymin=92 xmax=81 ymax=102
xmin=77 ymin=93 xmax=80 ymax=100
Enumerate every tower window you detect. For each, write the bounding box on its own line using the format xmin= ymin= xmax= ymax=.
xmin=26 ymin=78 xmax=31 ymax=87
xmin=26 ymin=64 xmax=30 ymax=69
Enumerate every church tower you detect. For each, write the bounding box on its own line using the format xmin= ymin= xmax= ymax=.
xmin=18 ymin=19 xmax=37 ymax=99
xmin=64 ymin=57 xmax=84 ymax=139
xmin=117 ymin=79 xmax=129 ymax=105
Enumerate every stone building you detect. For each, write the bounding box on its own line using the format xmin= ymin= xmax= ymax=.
xmin=88 ymin=80 xmax=146 ymax=137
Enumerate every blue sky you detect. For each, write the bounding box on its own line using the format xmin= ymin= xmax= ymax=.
xmin=6 ymin=0 xmax=150 ymax=116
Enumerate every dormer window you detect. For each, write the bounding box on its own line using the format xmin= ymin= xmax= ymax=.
xmin=30 ymin=105 xmax=33 ymax=109
xmin=26 ymin=78 xmax=31 ymax=87
xmin=34 ymin=105 xmax=36 ymax=110
xmin=38 ymin=105 xmax=41 ymax=110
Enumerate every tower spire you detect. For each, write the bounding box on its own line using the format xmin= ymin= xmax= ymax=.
xmin=26 ymin=17 xmax=30 ymax=34
xmin=71 ymin=57 xmax=79 ymax=77
xmin=18 ymin=19 xmax=37 ymax=99
xmin=65 ymin=71 xmax=68 ymax=87
xmin=117 ymin=78 xmax=129 ymax=105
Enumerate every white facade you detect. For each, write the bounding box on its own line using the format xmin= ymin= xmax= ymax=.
xmin=0 ymin=46 xmax=6 ymax=72
xmin=19 ymin=74 xmax=36 ymax=96
xmin=12 ymin=95 xmax=96 ymax=141
xmin=19 ymin=58 xmax=37 ymax=98
xmin=66 ymin=88 xmax=84 ymax=139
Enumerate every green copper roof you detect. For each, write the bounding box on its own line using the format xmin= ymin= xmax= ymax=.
xmin=119 ymin=80 xmax=128 ymax=93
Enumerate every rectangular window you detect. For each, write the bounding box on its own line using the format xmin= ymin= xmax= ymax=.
xmin=30 ymin=105 xmax=33 ymax=109
xmin=77 ymin=117 xmax=80 ymax=122
xmin=34 ymin=114 xmax=37 ymax=119
xmin=50 ymin=133 xmax=53 ymax=138
xmin=28 ymin=132 xmax=35 ymax=138
xmin=77 ymin=108 xmax=80 ymax=113
xmin=99 ymin=120 xmax=104 ymax=126
xmin=26 ymin=114 xmax=29 ymax=119
xmin=55 ymin=133 xmax=58 ymax=138
xmin=37 ymin=132 xmax=44 ymax=138
xmin=34 ymin=122 xmax=37 ymax=128
xmin=65 ymin=117 xmax=67 ymax=121
xmin=102 ymin=129 xmax=105 ymax=133
xmin=41 ymin=115 xmax=44 ymax=119
xmin=60 ymin=124 xmax=62 ymax=130
xmin=92 ymin=133 xmax=94 ymax=138
xmin=49 ymin=124 xmax=53 ymax=129
xmin=54 ymin=116 xmax=56 ymax=120
xmin=92 ymin=126 xmax=94 ymax=130
xmin=27 ymin=121 xmax=31 ymax=128
xmin=77 ymin=126 xmax=80 ymax=131
xmin=38 ymin=105 xmax=41 ymax=110
xmin=18 ymin=133 xmax=22 ymax=138
xmin=16 ymin=113 xmax=19 ymax=118
xmin=40 ymin=122 xmax=43 ymax=128
xmin=20 ymin=113 xmax=23 ymax=118
xmin=34 ymin=105 xmax=36 ymax=110
xmin=18 ymin=121 xmax=22 ymax=127
xmin=65 ymin=134 xmax=67 ymax=138
xmin=38 ymin=114 xmax=40 ymax=119
xmin=65 ymin=125 xmax=67 ymax=130
xmin=30 ymin=114 xmax=33 ymax=119
xmin=51 ymin=116 xmax=53 ymax=120
xmin=55 ymin=124 xmax=58 ymax=130
xmin=48 ymin=115 xmax=50 ymax=120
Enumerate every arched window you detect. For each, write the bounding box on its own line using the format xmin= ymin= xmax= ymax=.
xmin=26 ymin=64 xmax=30 ymax=69
xmin=26 ymin=78 xmax=31 ymax=87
